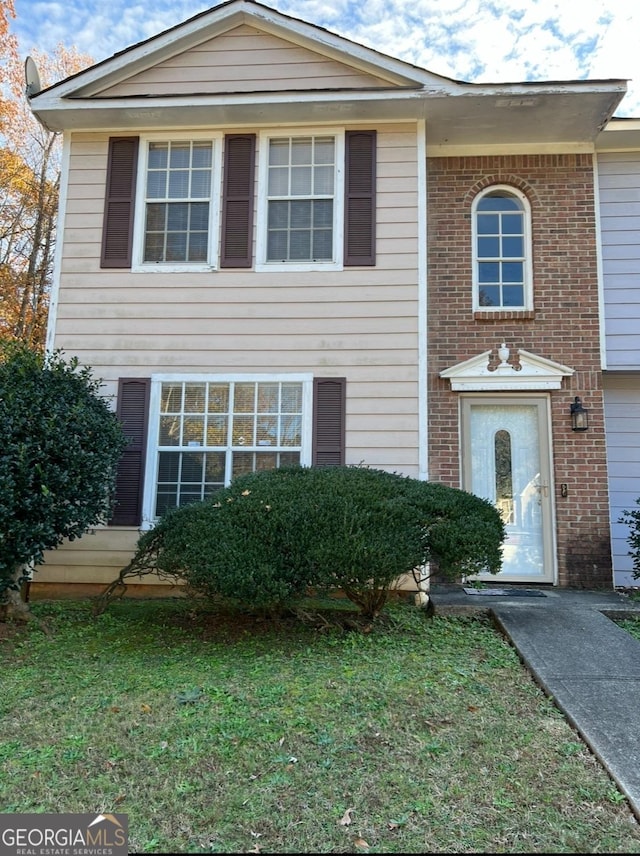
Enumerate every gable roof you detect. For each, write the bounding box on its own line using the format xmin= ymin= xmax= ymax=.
xmin=28 ymin=0 xmax=627 ymax=153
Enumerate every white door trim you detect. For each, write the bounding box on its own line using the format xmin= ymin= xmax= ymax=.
xmin=460 ymin=393 xmax=558 ymax=584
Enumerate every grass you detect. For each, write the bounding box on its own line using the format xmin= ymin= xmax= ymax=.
xmin=613 ymin=587 xmax=640 ymax=643
xmin=2 ymin=598 xmax=640 ymax=854
xmin=617 ymin=615 xmax=640 ymax=643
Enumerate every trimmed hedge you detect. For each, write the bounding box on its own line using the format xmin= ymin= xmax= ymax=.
xmin=125 ymin=466 xmax=505 ymax=618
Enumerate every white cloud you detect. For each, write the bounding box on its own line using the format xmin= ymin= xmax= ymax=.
xmin=13 ymin=0 xmax=640 ymax=115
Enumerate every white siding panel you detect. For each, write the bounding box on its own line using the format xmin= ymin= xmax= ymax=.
xmin=602 ymin=244 xmax=640 ymax=260
xmin=602 ymin=258 xmax=640 ymax=273
xmin=599 ymin=189 xmax=640 ymax=205
xmin=603 ymin=285 xmax=640 ymax=302
xmin=604 ymin=376 xmax=640 ymax=586
xmin=598 ymin=153 xmax=640 ymax=369
xmin=601 ymin=216 xmax=640 ymax=232
xmin=605 ymin=319 xmax=640 ymax=336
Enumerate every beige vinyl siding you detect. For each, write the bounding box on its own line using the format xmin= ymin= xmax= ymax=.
xmin=98 ymin=25 xmax=394 ymax=97
xmin=37 ymin=529 xmax=142 ymax=586
xmin=46 ymin=123 xmax=422 ymax=583
xmin=57 ymin=124 xmax=420 ymax=463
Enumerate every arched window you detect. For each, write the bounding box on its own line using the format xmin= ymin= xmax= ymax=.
xmin=472 ymin=186 xmax=532 ymax=311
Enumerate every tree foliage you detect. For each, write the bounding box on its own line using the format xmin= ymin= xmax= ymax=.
xmin=0 ymin=0 xmax=19 ymax=130
xmin=1 ymin=17 xmax=92 ymax=348
xmin=0 ymin=343 xmax=127 ymax=600
xmin=103 ymin=467 xmax=505 ymax=619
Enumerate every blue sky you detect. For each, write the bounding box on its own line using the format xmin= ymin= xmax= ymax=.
xmin=12 ymin=0 xmax=640 ymax=117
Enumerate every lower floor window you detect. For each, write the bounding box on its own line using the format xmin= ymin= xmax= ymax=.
xmin=153 ymin=379 xmax=304 ymax=516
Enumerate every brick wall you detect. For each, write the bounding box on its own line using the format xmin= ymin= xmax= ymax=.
xmin=427 ymin=154 xmax=612 ymax=588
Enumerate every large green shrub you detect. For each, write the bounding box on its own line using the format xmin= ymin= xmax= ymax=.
xmin=0 ymin=343 xmax=127 ymax=608
xmin=401 ymin=478 xmax=506 ymax=580
xmin=118 ymin=466 xmax=505 ymax=618
xmin=238 ymin=466 xmax=432 ymax=616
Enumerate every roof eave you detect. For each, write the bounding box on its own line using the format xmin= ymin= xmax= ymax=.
xmin=30 ymin=82 xmax=627 ymax=152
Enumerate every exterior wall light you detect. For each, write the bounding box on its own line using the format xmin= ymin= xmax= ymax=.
xmin=570 ymin=396 xmax=589 ymax=432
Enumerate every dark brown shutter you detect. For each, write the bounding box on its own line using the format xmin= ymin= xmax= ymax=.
xmin=101 ymin=136 xmax=139 ymax=269
xmin=312 ymin=377 xmax=346 ymax=466
xmin=110 ymin=378 xmax=150 ymax=526
xmin=344 ymin=130 xmax=376 ymax=266
xmin=221 ymin=134 xmax=256 ymax=268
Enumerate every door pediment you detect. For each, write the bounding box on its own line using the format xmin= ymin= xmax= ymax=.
xmin=440 ymin=345 xmax=574 ymax=391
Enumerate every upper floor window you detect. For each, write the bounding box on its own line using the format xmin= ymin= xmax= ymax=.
xmin=101 ymin=131 xmax=375 ymax=273
xmin=132 ymin=134 xmax=221 ymax=272
xmin=472 ymin=186 xmax=532 ymax=311
xmin=256 ymin=130 xmax=344 ymax=271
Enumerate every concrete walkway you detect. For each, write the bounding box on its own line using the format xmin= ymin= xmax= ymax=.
xmin=429 ymin=584 xmax=640 ymax=820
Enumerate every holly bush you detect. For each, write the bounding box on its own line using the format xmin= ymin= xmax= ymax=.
xmin=0 ymin=343 xmax=127 ymax=597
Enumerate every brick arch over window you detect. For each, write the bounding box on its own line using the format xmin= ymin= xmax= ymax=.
xmin=470 ymin=183 xmax=533 ymax=312
xmin=463 ymin=175 xmax=539 ymax=208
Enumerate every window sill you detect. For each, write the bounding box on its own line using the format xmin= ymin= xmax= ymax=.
xmin=131 ymin=264 xmax=217 ymax=273
xmin=255 ymin=261 xmax=342 ymax=273
xmin=474 ymin=310 xmax=535 ymax=322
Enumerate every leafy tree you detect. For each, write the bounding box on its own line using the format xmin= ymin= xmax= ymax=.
xmin=0 ymin=0 xmax=18 ymax=131
xmin=1 ymin=27 xmax=92 ymax=348
xmin=0 ymin=343 xmax=127 ymax=616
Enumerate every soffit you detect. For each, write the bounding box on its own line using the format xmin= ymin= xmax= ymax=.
xmin=596 ymin=118 xmax=640 ymax=152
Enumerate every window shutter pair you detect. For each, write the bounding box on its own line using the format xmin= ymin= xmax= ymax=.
xmin=109 ymin=376 xmax=346 ymax=526
xmin=220 ymin=132 xmax=375 ymax=267
xmin=101 ymin=132 xmax=376 ymax=269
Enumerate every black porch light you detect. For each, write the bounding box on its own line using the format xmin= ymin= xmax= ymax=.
xmin=570 ymin=396 xmax=589 ymax=432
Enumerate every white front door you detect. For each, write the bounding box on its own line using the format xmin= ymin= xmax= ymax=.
xmin=461 ymin=395 xmax=556 ymax=583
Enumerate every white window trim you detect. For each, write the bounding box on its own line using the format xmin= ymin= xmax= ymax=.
xmin=255 ymin=128 xmax=345 ymax=273
xmin=141 ymin=372 xmax=314 ymax=529
xmin=132 ymin=131 xmax=223 ymax=273
xmin=471 ymin=184 xmax=533 ymax=312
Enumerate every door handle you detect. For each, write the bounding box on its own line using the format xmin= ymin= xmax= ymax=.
xmin=534 ymin=480 xmax=548 ymax=504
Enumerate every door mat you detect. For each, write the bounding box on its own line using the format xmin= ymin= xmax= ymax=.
xmin=463 ymin=587 xmax=547 ymax=597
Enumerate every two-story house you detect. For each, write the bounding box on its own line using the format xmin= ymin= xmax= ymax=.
xmin=26 ymin=0 xmax=630 ymax=596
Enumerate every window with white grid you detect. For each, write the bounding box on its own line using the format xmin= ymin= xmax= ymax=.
xmin=136 ymin=137 xmax=219 ymax=269
xmin=153 ymin=380 xmax=304 ymax=516
xmin=472 ymin=185 xmax=532 ymax=311
xmin=264 ymin=135 xmax=337 ymax=263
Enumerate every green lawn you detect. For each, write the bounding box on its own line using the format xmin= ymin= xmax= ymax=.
xmin=2 ymin=598 xmax=640 ymax=854
xmin=617 ymin=615 xmax=640 ymax=644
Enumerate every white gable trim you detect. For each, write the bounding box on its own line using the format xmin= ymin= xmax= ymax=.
xmin=34 ymin=0 xmax=448 ymax=103
xmin=440 ymin=345 xmax=574 ymax=391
